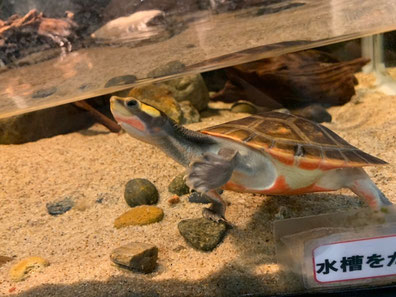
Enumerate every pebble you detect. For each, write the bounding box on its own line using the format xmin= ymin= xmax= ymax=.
xmin=31 ymin=87 xmax=57 ymax=99
xmin=104 ymin=75 xmax=137 ymax=88
xmin=231 ymin=101 xmax=258 ymax=114
xmin=46 ymin=197 xmax=74 ymax=216
xmin=178 ymin=218 xmax=228 ymax=251
xmin=9 ymin=256 xmax=50 ymax=282
xmin=168 ymin=195 xmax=180 ymax=205
xmin=110 ymin=242 xmax=158 ymax=274
xmin=114 ymin=206 xmax=164 ymax=228
xmin=0 ymin=255 xmax=13 ymax=267
xmin=124 ymin=178 xmax=159 ymax=207
xmin=168 ymin=173 xmax=189 ymax=196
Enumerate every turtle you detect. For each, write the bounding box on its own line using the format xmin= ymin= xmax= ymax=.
xmin=110 ymin=96 xmax=392 ymax=222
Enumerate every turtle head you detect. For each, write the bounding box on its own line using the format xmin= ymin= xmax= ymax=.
xmin=110 ymin=96 xmax=170 ymax=143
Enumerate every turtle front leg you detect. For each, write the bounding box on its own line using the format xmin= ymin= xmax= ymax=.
xmin=186 ymin=148 xmax=238 ymax=222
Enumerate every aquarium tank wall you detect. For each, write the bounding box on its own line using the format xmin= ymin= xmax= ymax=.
xmin=0 ymin=0 xmax=395 ymax=296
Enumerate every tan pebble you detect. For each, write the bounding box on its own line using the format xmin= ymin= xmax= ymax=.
xmin=168 ymin=195 xmax=180 ymax=205
xmin=114 ymin=205 xmax=164 ymax=228
xmin=9 ymin=256 xmax=50 ymax=282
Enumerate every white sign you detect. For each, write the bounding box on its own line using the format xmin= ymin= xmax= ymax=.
xmin=313 ymin=235 xmax=396 ymax=283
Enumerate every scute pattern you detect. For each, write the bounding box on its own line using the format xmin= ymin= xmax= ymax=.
xmin=201 ymin=112 xmax=387 ymax=170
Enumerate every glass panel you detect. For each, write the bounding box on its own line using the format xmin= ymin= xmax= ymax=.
xmin=1 ymin=0 xmax=396 ymax=118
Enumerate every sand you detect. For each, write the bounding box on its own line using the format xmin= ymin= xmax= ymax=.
xmin=0 ymin=72 xmax=395 ymax=297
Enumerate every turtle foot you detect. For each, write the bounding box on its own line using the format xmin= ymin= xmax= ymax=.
xmin=202 ymin=207 xmax=232 ymax=227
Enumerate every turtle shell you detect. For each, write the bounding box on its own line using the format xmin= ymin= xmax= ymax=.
xmin=201 ymin=112 xmax=387 ymax=170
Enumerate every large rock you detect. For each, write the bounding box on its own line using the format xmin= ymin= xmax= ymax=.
xmin=162 ymin=74 xmax=209 ymax=111
xmin=0 ymin=104 xmax=94 ymax=144
xmin=128 ymin=85 xmax=183 ymax=123
xmin=178 ymin=217 xmax=228 ymax=251
xmin=124 ymin=178 xmax=159 ymax=207
xmin=110 ymin=242 xmax=158 ymax=273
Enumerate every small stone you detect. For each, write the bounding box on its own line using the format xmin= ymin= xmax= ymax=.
xmin=105 ymin=75 xmax=137 ymax=88
xmin=188 ymin=192 xmax=211 ymax=204
xmin=291 ymin=104 xmax=332 ymax=123
xmin=168 ymin=173 xmax=189 ymax=196
xmin=114 ymin=206 xmax=164 ymax=228
xmin=231 ymin=101 xmax=258 ymax=114
xmin=46 ymin=197 xmax=74 ymax=216
xmin=9 ymin=256 xmax=50 ymax=282
xmin=124 ymin=178 xmax=159 ymax=207
xmin=110 ymin=242 xmax=158 ymax=274
xmin=0 ymin=255 xmax=13 ymax=267
xmin=168 ymin=195 xmax=180 ymax=205
xmin=147 ymin=60 xmax=186 ymax=78
xmin=178 ymin=218 xmax=228 ymax=251
xmin=32 ymin=87 xmax=57 ymax=99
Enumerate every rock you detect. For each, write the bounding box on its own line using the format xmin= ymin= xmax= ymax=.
xmin=46 ymin=197 xmax=74 ymax=216
xmin=188 ymin=192 xmax=212 ymax=204
xmin=9 ymin=256 xmax=50 ymax=282
xmin=110 ymin=242 xmax=158 ymax=273
xmin=168 ymin=173 xmax=189 ymax=196
xmin=180 ymin=101 xmax=200 ymax=124
xmin=114 ymin=206 xmax=164 ymax=228
xmin=0 ymin=104 xmax=94 ymax=144
xmin=31 ymin=87 xmax=57 ymax=99
xmin=105 ymin=75 xmax=137 ymax=88
xmin=128 ymin=85 xmax=183 ymax=123
xmin=178 ymin=218 xmax=228 ymax=251
xmin=147 ymin=60 xmax=186 ymax=78
xmin=0 ymin=255 xmax=13 ymax=267
xmin=291 ymin=104 xmax=332 ymax=123
xmin=124 ymin=178 xmax=159 ymax=207
xmin=231 ymin=101 xmax=258 ymax=114
xmin=168 ymin=195 xmax=180 ymax=205
xmin=162 ymin=74 xmax=209 ymax=111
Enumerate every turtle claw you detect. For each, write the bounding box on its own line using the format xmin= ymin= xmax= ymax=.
xmin=202 ymin=207 xmax=229 ymax=225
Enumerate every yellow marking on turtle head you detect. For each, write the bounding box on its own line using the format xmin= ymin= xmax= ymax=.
xmin=140 ymin=102 xmax=161 ymax=117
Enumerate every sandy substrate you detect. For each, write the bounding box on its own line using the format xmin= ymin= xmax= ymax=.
xmin=0 ymin=72 xmax=395 ymax=297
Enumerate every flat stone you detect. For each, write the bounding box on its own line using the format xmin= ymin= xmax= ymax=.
xmin=124 ymin=178 xmax=159 ymax=207
xmin=46 ymin=197 xmax=74 ymax=216
xmin=9 ymin=256 xmax=49 ymax=282
xmin=110 ymin=242 xmax=158 ymax=273
xmin=168 ymin=173 xmax=189 ymax=196
xmin=104 ymin=75 xmax=137 ymax=88
xmin=114 ymin=206 xmax=164 ymax=228
xmin=188 ymin=192 xmax=211 ymax=204
xmin=178 ymin=218 xmax=228 ymax=251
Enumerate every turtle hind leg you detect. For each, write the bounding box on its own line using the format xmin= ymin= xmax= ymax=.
xmin=186 ymin=148 xmax=239 ymax=222
xmin=346 ymin=168 xmax=392 ymax=209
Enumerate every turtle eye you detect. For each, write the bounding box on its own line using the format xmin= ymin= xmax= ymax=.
xmin=126 ymin=99 xmax=138 ymax=107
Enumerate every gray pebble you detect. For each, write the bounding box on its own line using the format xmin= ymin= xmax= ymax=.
xmin=168 ymin=173 xmax=189 ymax=196
xmin=32 ymin=87 xmax=57 ymax=99
xmin=178 ymin=217 xmax=228 ymax=251
xmin=110 ymin=242 xmax=158 ymax=274
xmin=104 ymin=75 xmax=137 ymax=88
xmin=124 ymin=178 xmax=159 ymax=207
xmin=46 ymin=197 xmax=74 ymax=216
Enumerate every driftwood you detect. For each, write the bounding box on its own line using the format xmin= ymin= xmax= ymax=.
xmin=73 ymin=100 xmax=121 ymax=133
xmin=0 ymin=9 xmax=77 ymax=65
xmin=211 ymin=50 xmax=370 ymax=108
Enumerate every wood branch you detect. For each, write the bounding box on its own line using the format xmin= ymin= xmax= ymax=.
xmin=73 ymin=100 xmax=121 ymax=133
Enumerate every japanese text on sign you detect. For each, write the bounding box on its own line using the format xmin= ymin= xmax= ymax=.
xmin=313 ymin=235 xmax=396 ymax=283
